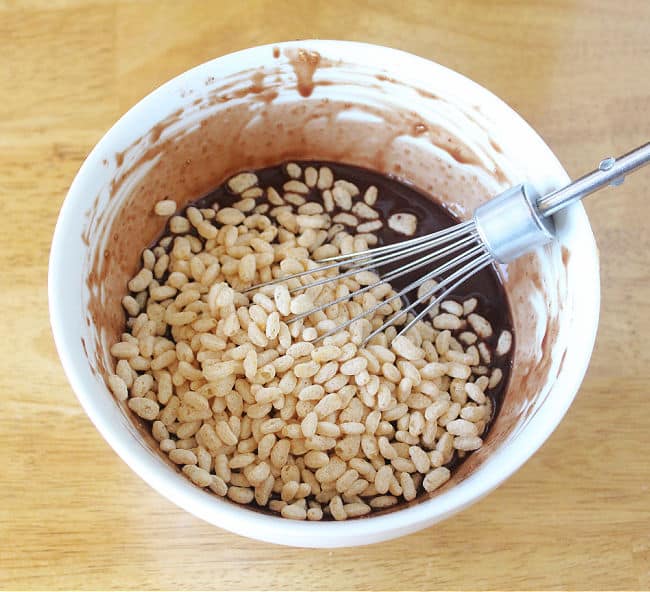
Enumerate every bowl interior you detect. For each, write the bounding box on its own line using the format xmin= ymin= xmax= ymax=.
xmin=50 ymin=40 xmax=599 ymax=546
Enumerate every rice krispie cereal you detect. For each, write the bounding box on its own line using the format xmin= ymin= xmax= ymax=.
xmin=108 ymin=162 xmax=513 ymax=520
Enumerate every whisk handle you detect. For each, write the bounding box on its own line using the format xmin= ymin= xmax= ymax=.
xmin=536 ymin=142 xmax=650 ymax=217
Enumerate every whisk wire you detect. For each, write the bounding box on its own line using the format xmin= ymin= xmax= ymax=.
xmin=313 ymin=242 xmax=487 ymax=344
xmin=391 ymin=253 xmax=492 ymax=341
xmin=363 ymin=247 xmax=491 ymax=344
xmin=288 ymin=231 xmax=481 ymax=296
xmin=288 ymin=233 xmax=480 ymax=325
xmin=243 ymin=216 xmax=501 ymax=342
xmin=316 ymin=220 xmax=476 ymax=264
xmin=288 ymin=238 xmax=452 ymax=295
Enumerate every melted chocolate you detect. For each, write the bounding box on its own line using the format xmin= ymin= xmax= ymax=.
xmin=152 ymin=162 xmax=514 ymax=476
xmin=189 ymin=162 xmax=512 ymax=342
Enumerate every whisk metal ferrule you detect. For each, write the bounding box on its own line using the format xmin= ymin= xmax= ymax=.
xmin=472 ymin=183 xmax=555 ymax=264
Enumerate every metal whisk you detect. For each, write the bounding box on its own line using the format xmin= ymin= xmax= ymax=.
xmin=250 ymin=143 xmax=650 ymax=344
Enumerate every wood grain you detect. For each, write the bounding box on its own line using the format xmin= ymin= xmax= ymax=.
xmin=1 ymin=1 xmax=649 ymax=589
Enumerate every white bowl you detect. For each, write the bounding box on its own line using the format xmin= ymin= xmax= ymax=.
xmin=49 ymin=40 xmax=599 ymax=547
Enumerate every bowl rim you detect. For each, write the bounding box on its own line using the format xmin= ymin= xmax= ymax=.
xmin=49 ymin=39 xmax=600 ymax=547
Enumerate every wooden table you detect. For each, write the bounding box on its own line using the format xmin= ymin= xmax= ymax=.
xmin=2 ymin=1 xmax=649 ymax=589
